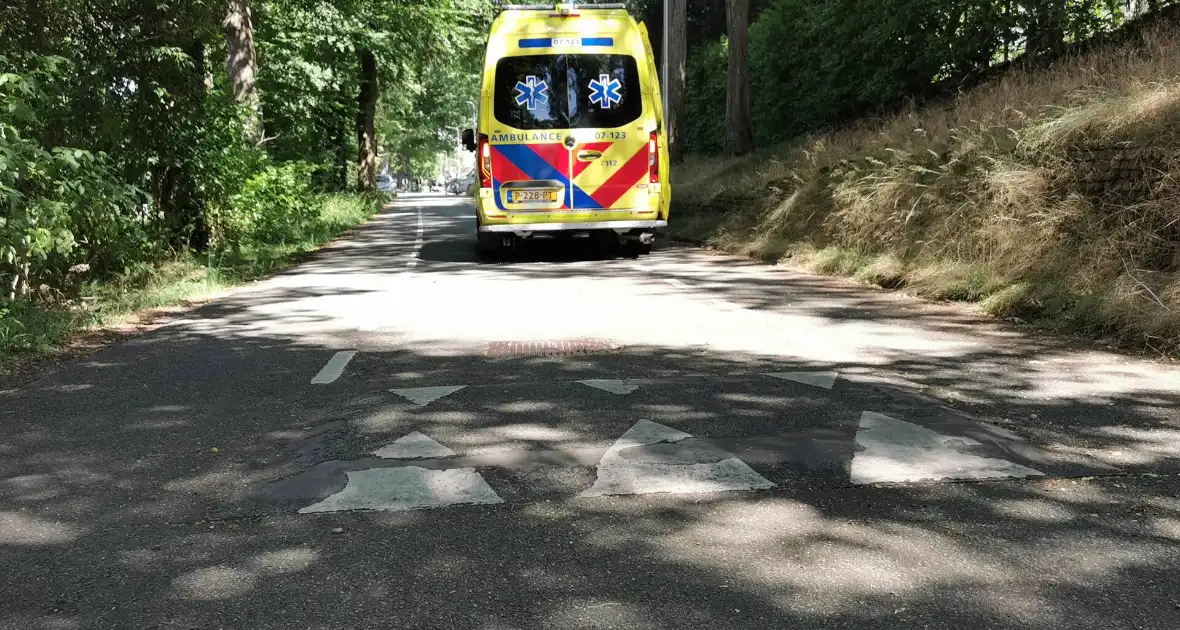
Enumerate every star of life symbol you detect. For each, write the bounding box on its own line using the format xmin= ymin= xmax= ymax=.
xmin=588 ymin=73 xmax=622 ymax=109
xmin=514 ymin=75 xmax=549 ymax=111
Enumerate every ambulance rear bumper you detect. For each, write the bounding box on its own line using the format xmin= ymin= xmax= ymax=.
xmin=478 ymin=220 xmax=667 ymax=234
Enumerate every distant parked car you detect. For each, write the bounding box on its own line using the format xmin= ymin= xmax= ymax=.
xmin=377 ymin=174 xmax=395 ymax=193
xmin=449 ymin=173 xmax=475 ymax=195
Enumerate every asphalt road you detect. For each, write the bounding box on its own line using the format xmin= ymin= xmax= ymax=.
xmin=3 ymin=193 xmax=1180 ymax=629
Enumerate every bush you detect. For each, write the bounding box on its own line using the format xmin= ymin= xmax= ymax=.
xmin=212 ymin=160 xmax=325 ymax=252
xmin=681 ymin=39 xmax=728 ymax=156
xmin=0 ymin=54 xmax=148 ymax=301
xmin=748 ymin=0 xmax=950 ymax=145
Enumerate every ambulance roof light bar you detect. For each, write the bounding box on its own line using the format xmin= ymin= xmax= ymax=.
xmin=498 ymin=3 xmax=628 ymax=11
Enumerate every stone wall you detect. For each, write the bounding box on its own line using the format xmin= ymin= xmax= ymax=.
xmin=1065 ymin=144 xmax=1173 ymax=201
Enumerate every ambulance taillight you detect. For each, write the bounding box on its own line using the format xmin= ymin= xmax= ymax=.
xmin=479 ymin=134 xmax=492 ymax=188
xmin=648 ymin=132 xmax=659 ymax=183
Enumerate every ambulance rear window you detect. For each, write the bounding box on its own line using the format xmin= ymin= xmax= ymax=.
xmin=494 ymin=54 xmax=642 ymax=130
xmin=567 ymin=54 xmax=641 ymax=129
xmin=493 ymin=55 xmax=568 ymax=131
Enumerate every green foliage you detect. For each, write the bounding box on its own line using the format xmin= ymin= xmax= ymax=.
xmin=748 ymin=0 xmax=927 ymax=144
xmin=680 ymin=0 xmax=1175 ymax=154
xmin=0 ymin=54 xmax=148 ymax=300
xmin=373 ymin=1 xmax=489 ymax=179
xmin=254 ymin=0 xmax=361 ymax=184
xmin=213 ymin=160 xmax=325 ymax=251
xmin=0 ymin=297 xmax=82 ymax=355
xmin=0 ymin=0 xmax=488 ymax=361
xmin=681 ymin=39 xmax=728 ymax=156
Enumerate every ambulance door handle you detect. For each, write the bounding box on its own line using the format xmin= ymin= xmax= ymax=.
xmin=576 ymin=150 xmax=603 ymax=161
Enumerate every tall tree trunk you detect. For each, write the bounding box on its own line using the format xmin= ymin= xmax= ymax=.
xmin=666 ymin=0 xmax=688 ymax=163
xmin=724 ymin=0 xmax=754 ymax=156
xmin=224 ymin=0 xmax=263 ymax=145
xmin=356 ymin=49 xmax=379 ymax=193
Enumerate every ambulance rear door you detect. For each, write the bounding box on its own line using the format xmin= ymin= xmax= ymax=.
xmin=566 ymin=50 xmax=650 ymax=212
xmin=488 ymin=52 xmax=572 ymax=213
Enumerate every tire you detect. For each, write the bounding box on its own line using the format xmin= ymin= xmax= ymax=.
xmin=623 ymin=241 xmax=652 ymax=258
xmin=475 ymin=231 xmax=498 ymax=259
xmin=588 ymin=230 xmax=618 ymax=255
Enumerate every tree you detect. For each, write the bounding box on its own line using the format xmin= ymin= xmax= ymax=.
xmin=377 ymin=42 xmax=482 ymax=182
xmin=356 ymin=47 xmax=379 ymax=192
xmin=224 ymin=0 xmax=264 ymax=145
xmin=724 ymin=0 xmax=753 ymax=155
xmin=666 ymin=0 xmax=688 ymax=163
xmin=339 ymin=0 xmax=487 ymax=193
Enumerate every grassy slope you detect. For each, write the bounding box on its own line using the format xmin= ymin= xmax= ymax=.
xmin=0 ymin=194 xmax=383 ymax=367
xmin=671 ymin=21 xmax=1180 ymax=355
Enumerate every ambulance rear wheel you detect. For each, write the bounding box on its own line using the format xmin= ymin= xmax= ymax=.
xmin=623 ymin=241 xmax=652 ymax=257
xmin=475 ymin=232 xmax=502 ymax=261
xmin=588 ymin=230 xmax=618 ymax=254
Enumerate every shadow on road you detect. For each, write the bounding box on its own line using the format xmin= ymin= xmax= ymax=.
xmin=1 ymin=320 xmax=1179 ymax=627
xmin=1 ymin=195 xmax=1179 ymax=628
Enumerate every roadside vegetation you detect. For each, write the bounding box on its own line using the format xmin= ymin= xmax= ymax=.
xmin=651 ymin=1 xmax=1180 ymax=355
xmin=8 ymin=0 xmax=1180 ymax=365
xmin=0 ymin=0 xmax=487 ymax=366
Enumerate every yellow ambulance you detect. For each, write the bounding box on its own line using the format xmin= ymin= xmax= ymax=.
xmin=461 ymin=2 xmax=670 ymax=258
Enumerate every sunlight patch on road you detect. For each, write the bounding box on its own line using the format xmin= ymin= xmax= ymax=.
xmin=1053 ymin=426 xmax=1180 ymax=467
xmin=174 ymin=566 xmax=256 ymax=601
xmin=0 ymin=511 xmax=83 ymax=546
xmin=171 ymin=550 xmax=319 ymax=602
xmin=990 ymin=499 xmax=1075 ymax=523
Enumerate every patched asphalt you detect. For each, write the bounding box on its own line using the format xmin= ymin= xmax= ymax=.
xmin=3 ymin=193 xmax=1180 ymax=629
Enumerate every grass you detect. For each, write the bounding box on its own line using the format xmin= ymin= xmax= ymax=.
xmin=670 ymin=20 xmax=1180 ymax=356
xmin=0 ymin=193 xmax=384 ymax=367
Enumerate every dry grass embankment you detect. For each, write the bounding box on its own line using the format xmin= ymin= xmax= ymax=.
xmin=672 ymin=23 xmax=1180 ymax=355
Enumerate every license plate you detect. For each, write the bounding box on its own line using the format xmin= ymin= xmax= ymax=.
xmin=508 ymin=190 xmax=556 ymax=203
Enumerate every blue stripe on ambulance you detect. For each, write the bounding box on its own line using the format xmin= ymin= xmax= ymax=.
xmin=492 ymin=143 xmax=599 ymax=211
xmin=517 ymin=37 xmax=615 ymax=48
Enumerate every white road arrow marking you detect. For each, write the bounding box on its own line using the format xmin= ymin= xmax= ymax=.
xmin=580 ymin=420 xmax=774 ymax=497
xmin=850 ymin=411 xmax=1045 ymax=484
xmin=389 ymin=385 xmax=467 ymax=407
xmin=373 ymin=431 xmax=456 ymax=459
xmin=763 ymin=371 xmax=839 ymax=390
xmin=577 ymin=379 xmax=642 ymax=395
xmin=298 ymin=467 xmax=503 ymax=513
xmin=311 ymin=351 xmax=357 ymax=384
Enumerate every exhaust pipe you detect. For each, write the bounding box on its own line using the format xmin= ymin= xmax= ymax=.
xmin=620 ymin=231 xmax=655 ymax=244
